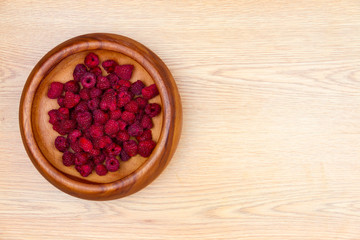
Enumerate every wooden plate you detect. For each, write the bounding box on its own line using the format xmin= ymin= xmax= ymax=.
xmin=19 ymin=33 xmax=182 ymax=200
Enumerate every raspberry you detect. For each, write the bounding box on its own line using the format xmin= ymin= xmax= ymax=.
xmin=120 ymin=149 xmax=131 ymax=161
xmin=79 ymin=88 xmax=91 ymax=100
xmin=90 ymin=66 xmax=102 ymax=77
xmin=105 ymin=157 xmax=120 ymax=172
xmin=109 ymin=109 xmax=122 ymax=120
xmin=135 ymin=97 xmax=148 ymax=109
xmin=93 ymin=109 xmax=108 ymax=124
xmin=74 ymin=101 xmax=89 ymax=113
xmin=117 ymin=91 xmax=132 ymax=107
xmin=83 ymin=130 xmax=92 ymax=139
xmin=95 ymin=164 xmax=108 ymax=176
xmin=84 ymin=52 xmax=99 ymax=69
xmin=102 ymin=60 xmax=117 ymax=73
xmin=93 ymin=135 xmax=112 ymax=149
xmin=47 ymin=82 xmax=64 ymax=99
xmin=58 ymin=107 xmax=69 ymax=120
xmin=121 ymin=111 xmax=135 ymax=123
xmin=130 ymin=80 xmax=145 ymax=95
xmin=90 ymin=148 xmax=101 ymax=156
xmin=123 ymin=140 xmax=138 ymax=157
xmin=78 ymin=164 xmax=93 ymax=177
xmin=89 ymin=124 xmax=104 ymax=139
xmin=138 ymin=140 xmax=156 ymax=157
xmin=76 ymin=111 xmax=92 ymax=130
xmin=125 ymin=100 xmax=139 ymax=113
xmin=141 ymin=115 xmax=153 ymax=129
xmin=70 ymin=141 xmax=82 ymax=153
xmin=113 ymin=79 xmax=131 ymax=90
xmin=75 ymin=152 xmax=89 ymax=165
xmin=52 ymin=122 xmax=67 ymax=135
xmin=48 ymin=109 xmax=60 ymax=124
xmin=64 ymin=80 xmax=80 ymax=93
xmin=57 ymin=96 xmax=65 ymax=107
xmin=68 ymin=129 xmax=82 ymax=143
xmin=107 ymin=73 xmax=119 ymax=87
xmin=64 ymin=91 xmax=80 ymax=109
xmin=114 ymin=64 xmax=134 ymax=80
xmin=93 ymin=153 xmax=106 ymax=164
xmin=117 ymin=120 xmax=127 ymax=130
xmin=73 ymin=64 xmax=87 ymax=82
xmin=60 ymin=119 xmax=76 ymax=133
xmin=116 ymin=130 xmax=129 ymax=142
xmin=90 ymin=88 xmax=102 ymax=98
xmin=100 ymin=89 xmax=117 ymax=111
xmin=127 ymin=123 xmax=143 ymax=137
xmin=145 ymin=103 xmax=161 ymax=118
xmin=55 ymin=136 xmax=69 ymax=152
xmin=104 ymin=119 xmax=120 ymax=136
xmin=135 ymin=109 xmax=144 ymax=123
xmin=96 ymin=76 xmax=111 ymax=90
xmin=105 ymin=143 xmax=122 ymax=156
xmin=136 ymin=129 xmax=152 ymax=142
xmin=142 ymin=84 xmax=159 ymax=100
xmin=62 ymin=151 xmax=75 ymax=166
xmin=80 ymin=72 xmax=97 ymax=88
xmin=87 ymin=97 xmax=100 ymax=110
xmin=79 ymin=137 xmax=93 ymax=152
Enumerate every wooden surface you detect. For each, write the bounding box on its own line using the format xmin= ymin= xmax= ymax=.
xmin=1 ymin=0 xmax=360 ymax=239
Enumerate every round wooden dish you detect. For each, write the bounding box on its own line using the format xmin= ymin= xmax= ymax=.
xmin=19 ymin=33 xmax=182 ymax=200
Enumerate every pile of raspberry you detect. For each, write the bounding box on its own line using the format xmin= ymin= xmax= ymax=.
xmin=47 ymin=52 xmax=161 ymax=177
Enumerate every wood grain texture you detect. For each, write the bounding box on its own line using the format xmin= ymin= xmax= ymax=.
xmin=2 ymin=0 xmax=360 ymax=238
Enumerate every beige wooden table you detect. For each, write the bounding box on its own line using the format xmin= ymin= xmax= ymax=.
xmin=1 ymin=1 xmax=360 ymax=239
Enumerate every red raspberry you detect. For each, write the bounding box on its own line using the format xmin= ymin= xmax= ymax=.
xmin=116 ymin=130 xmax=130 ymax=142
xmin=120 ymin=149 xmax=131 ymax=161
xmin=73 ymin=64 xmax=87 ymax=82
xmin=78 ymin=164 xmax=93 ymax=177
xmin=93 ymin=109 xmax=109 ymax=124
xmin=93 ymin=153 xmax=106 ymax=164
xmin=84 ymin=52 xmax=99 ymax=69
xmin=70 ymin=141 xmax=82 ymax=153
xmin=90 ymin=148 xmax=101 ymax=156
xmin=64 ymin=91 xmax=80 ymax=109
xmin=58 ymin=107 xmax=69 ymax=120
xmin=117 ymin=120 xmax=127 ymax=130
xmin=113 ymin=79 xmax=131 ymax=90
xmin=145 ymin=103 xmax=161 ymax=118
xmin=109 ymin=109 xmax=122 ymax=120
xmin=105 ymin=157 xmax=120 ymax=172
xmin=87 ymin=97 xmax=100 ymax=110
xmin=104 ymin=119 xmax=120 ymax=136
xmin=52 ymin=122 xmax=66 ymax=135
xmin=79 ymin=137 xmax=93 ymax=152
xmin=48 ymin=109 xmax=60 ymax=124
xmin=130 ymin=80 xmax=145 ymax=95
xmin=57 ymin=96 xmax=65 ymax=107
xmin=55 ymin=136 xmax=69 ymax=152
xmin=125 ymin=100 xmax=139 ymax=113
xmin=75 ymin=152 xmax=89 ymax=165
xmin=79 ymin=88 xmax=91 ymax=100
xmin=121 ymin=111 xmax=135 ymax=123
xmin=123 ymin=140 xmax=138 ymax=157
xmin=138 ymin=140 xmax=156 ymax=157
xmin=89 ymin=124 xmax=104 ymax=139
xmin=68 ymin=129 xmax=82 ymax=143
xmin=114 ymin=64 xmax=134 ymax=80
xmin=60 ymin=119 xmax=76 ymax=133
xmin=142 ymin=84 xmax=159 ymax=99
xmin=96 ymin=76 xmax=111 ymax=90
xmin=102 ymin=60 xmax=117 ymax=73
xmin=100 ymin=89 xmax=117 ymax=111
xmin=95 ymin=164 xmax=108 ymax=176
xmin=105 ymin=143 xmax=122 ymax=156
xmin=117 ymin=91 xmax=132 ymax=107
xmin=62 ymin=151 xmax=75 ymax=166
xmin=74 ymin=101 xmax=89 ymax=112
xmin=76 ymin=111 xmax=92 ymax=130
xmin=127 ymin=123 xmax=143 ymax=137
xmin=80 ymin=72 xmax=97 ymax=88
xmin=107 ymin=73 xmax=119 ymax=87
xmin=141 ymin=115 xmax=153 ymax=129
xmin=90 ymin=66 xmax=102 ymax=77
xmin=136 ymin=129 xmax=152 ymax=142
xmin=64 ymin=80 xmax=80 ymax=93
xmin=47 ymin=82 xmax=64 ymax=99
xmin=135 ymin=97 xmax=148 ymax=109
xmin=90 ymin=88 xmax=102 ymax=98
xmin=93 ymin=135 xmax=112 ymax=149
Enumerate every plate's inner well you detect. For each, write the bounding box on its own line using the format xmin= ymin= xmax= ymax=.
xmin=31 ymin=50 xmax=163 ymax=184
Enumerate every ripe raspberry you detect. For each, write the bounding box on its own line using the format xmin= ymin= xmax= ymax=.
xmin=55 ymin=136 xmax=69 ymax=152
xmin=125 ymin=100 xmax=139 ymax=113
xmin=113 ymin=79 xmax=131 ymax=90
xmin=100 ymin=89 xmax=117 ymax=111
xmin=75 ymin=152 xmax=89 ymax=165
xmin=89 ymin=124 xmax=104 ymax=139
xmin=141 ymin=115 xmax=153 ymax=129
xmin=117 ymin=91 xmax=132 ymax=107
xmin=80 ymin=72 xmax=97 ymax=88
xmin=47 ymin=82 xmax=64 ymax=99
xmin=79 ymin=88 xmax=91 ymax=100
xmin=73 ymin=64 xmax=87 ymax=82
xmin=114 ymin=64 xmax=134 ymax=80
xmin=90 ymin=88 xmax=102 ymax=98
xmin=93 ymin=153 xmax=106 ymax=164
xmin=96 ymin=76 xmax=111 ymax=90
xmin=60 ymin=119 xmax=76 ymax=133
xmin=116 ymin=130 xmax=129 ymax=142
xmin=76 ymin=111 xmax=92 ymax=130
xmin=48 ymin=109 xmax=60 ymax=124
xmin=123 ymin=140 xmax=138 ymax=157
xmin=68 ymin=129 xmax=82 ymax=143
xmin=145 ymin=103 xmax=161 ymax=118
xmin=104 ymin=119 xmax=120 ymax=136
xmin=142 ymin=84 xmax=159 ymax=99
xmin=90 ymin=66 xmax=102 ymax=77
xmin=109 ymin=109 xmax=122 ymax=120
xmin=58 ymin=107 xmax=69 ymax=120
xmin=107 ymin=73 xmax=119 ymax=87
xmin=84 ymin=52 xmax=99 ymax=69
xmin=64 ymin=80 xmax=80 ymax=93
xmin=64 ymin=91 xmax=80 ymax=109
xmin=70 ymin=141 xmax=82 ymax=153
xmin=120 ymin=149 xmax=131 ymax=161
xmin=135 ymin=97 xmax=148 ymax=109
xmin=130 ymin=80 xmax=145 ymax=95
xmin=102 ymin=60 xmax=117 ymax=73
xmin=79 ymin=137 xmax=93 ymax=152
xmin=127 ymin=123 xmax=143 ymax=137
xmin=62 ymin=151 xmax=75 ymax=166
xmin=52 ymin=122 xmax=67 ymax=135
xmin=93 ymin=109 xmax=108 ymax=124
xmin=78 ymin=164 xmax=93 ymax=177
xmin=95 ymin=164 xmax=108 ymax=176
xmin=74 ymin=100 xmax=89 ymax=112
xmin=87 ymin=97 xmax=100 ymax=110
xmin=57 ymin=96 xmax=65 ymax=107
xmin=90 ymin=148 xmax=101 ymax=156
xmin=136 ymin=129 xmax=152 ymax=142
xmin=121 ymin=111 xmax=135 ymax=123
xmin=138 ymin=140 xmax=156 ymax=157
xmin=93 ymin=135 xmax=112 ymax=149
xmin=105 ymin=143 xmax=122 ymax=156
xmin=105 ymin=157 xmax=120 ymax=172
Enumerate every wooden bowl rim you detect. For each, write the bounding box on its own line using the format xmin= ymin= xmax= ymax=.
xmin=19 ymin=33 xmax=181 ymax=200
